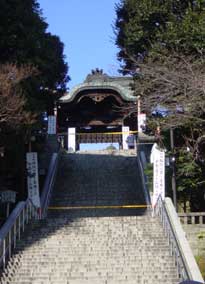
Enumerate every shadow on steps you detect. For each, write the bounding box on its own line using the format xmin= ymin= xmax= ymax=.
xmin=48 ymin=152 xmax=149 ymax=218
xmin=1 ymin=151 xmax=151 ymax=279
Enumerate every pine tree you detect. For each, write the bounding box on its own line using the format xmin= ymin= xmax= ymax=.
xmin=115 ymin=0 xmax=205 ymax=73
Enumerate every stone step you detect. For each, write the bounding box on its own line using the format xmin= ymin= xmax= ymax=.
xmin=0 ymin=152 xmax=180 ymax=284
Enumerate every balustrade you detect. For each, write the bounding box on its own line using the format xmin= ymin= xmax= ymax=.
xmin=155 ymin=197 xmax=189 ymax=281
xmin=0 ymin=199 xmax=38 ymax=271
xmin=0 ymin=152 xmax=59 ymax=272
xmin=178 ymin=213 xmax=205 ymax=225
xmin=155 ymin=197 xmax=204 ymax=282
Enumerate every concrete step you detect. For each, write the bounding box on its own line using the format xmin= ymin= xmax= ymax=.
xmin=1 ymin=152 xmax=180 ymax=284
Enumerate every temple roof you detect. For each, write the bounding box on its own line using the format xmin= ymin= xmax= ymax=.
xmin=59 ymin=69 xmax=136 ymax=103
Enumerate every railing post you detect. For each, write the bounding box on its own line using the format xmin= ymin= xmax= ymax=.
xmin=0 ymin=153 xmax=59 ymax=274
xmin=29 ymin=203 xmax=32 ymax=219
xmin=31 ymin=203 xmax=34 ymax=218
xmin=0 ymin=199 xmax=41 ymax=274
xmin=22 ymin=208 xmax=25 ymax=233
xmin=9 ymin=230 xmax=11 ymax=258
xmin=199 ymin=215 xmax=203 ymax=224
xmin=3 ymin=239 xmax=6 ymax=270
xmin=18 ymin=216 xmax=21 ymax=240
xmin=14 ymin=221 xmax=16 ymax=248
xmin=26 ymin=205 xmax=29 ymax=224
xmin=163 ymin=198 xmax=204 ymax=282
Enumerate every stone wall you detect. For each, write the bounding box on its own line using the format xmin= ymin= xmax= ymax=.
xmin=179 ymin=216 xmax=205 ymax=279
xmin=182 ymin=224 xmax=205 ymax=257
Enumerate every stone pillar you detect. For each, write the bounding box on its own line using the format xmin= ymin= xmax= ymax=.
xmin=68 ymin=128 xmax=76 ymax=152
xmin=122 ymin=126 xmax=130 ymax=150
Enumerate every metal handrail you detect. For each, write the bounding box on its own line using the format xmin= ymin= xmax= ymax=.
xmin=40 ymin=152 xmax=59 ymax=218
xmin=155 ymin=196 xmax=204 ymax=283
xmin=137 ymin=146 xmax=151 ymax=205
xmin=0 ymin=198 xmax=38 ymax=271
xmin=155 ymin=196 xmax=189 ymax=281
xmin=0 ymin=151 xmax=60 ymax=274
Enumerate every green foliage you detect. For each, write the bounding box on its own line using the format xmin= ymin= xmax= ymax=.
xmin=115 ymin=0 xmax=205 ymax=211
xmin=176 ymin=148 xmax=205 ymax=211
xmin=162 ymin=5 xmax=205 ymax=54
xmin=144 ymin=163 xmax=153 ymax=192
xmin=106 ymin=144 xmax=117 ymax=150
xmin=144 ymin=161 xmax=173 ymax=199
xmin=195 ymin=255 xmax=205 ymax=279
xmin=197 ymin=231 xmax=205 ymax=240
xmin=176 ymin=149 xmax=203 ymax=192
xmin=115 ymin=0 xmax=205 ymax=72
xmin=0 ymin=1 xmax=70 ymax=199
xmin=0 ymin=0 xmax=69 ymax=114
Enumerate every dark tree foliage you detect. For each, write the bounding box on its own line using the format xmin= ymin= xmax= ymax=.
xmin=114 ymin=0 xmax=205 ymax=211
xmin=0 ymin=0 xmax=69 ymax=113
xmin=0 ymin=0 xmax=70 ymax=201
xmin=115 ymin=0 xmax=205 ymax=73
xmin=0 ymin=0 xmax=47 ymax=62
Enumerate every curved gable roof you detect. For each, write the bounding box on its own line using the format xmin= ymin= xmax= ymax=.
xmin=60 ymin=78 xmax=137 ymax=104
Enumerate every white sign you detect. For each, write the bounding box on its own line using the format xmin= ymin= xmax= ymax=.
xmin=48 ymin=115 xmax=56 ymax=134
xmin=152 ymin=147 xmax=165 ymax=208
xmin=0 ymin=190 xmax=16 ymax=203
xmin=122 ymin=126 xmax=130 ymax=150
xmin=150 ymin=143 xmax=158 ymax=164
xmin=138 ymin=113 xmax=146 ymax=133
xmin=26 ymin=152 xmax=40 ymax=208
xmin=68 ymin=128 xmax=76 ymax=151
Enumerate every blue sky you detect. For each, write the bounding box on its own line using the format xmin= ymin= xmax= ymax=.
xmin=39 ymin=0 xmax=121 ymax=90
xmin=80 ymin=143 xmax=119 ymax=151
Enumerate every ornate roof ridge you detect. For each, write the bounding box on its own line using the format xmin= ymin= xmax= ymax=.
xmin=59 ymin=69 xmax=136 ymax=103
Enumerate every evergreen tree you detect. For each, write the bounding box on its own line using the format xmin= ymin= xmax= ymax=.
xmin=0 ymin=0 xmax=69 ymax=113
xmin=114 ymin=0 xmax=205 ymax=210
xmin=0 ymin=1 xmax=70 ymax=199
xmin=115 ymin=0 xmax=205 ymax=73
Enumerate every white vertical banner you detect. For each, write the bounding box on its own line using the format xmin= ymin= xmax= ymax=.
xmin=122 ymin=126 xmax=130 ymax=150
xmin=150 ymin=143 xmax=158 ymax=164
xmin=68 ymin=128 xmax=76 ymax=151
xmin=152 ymin=147 xmax=165 ymax=208
xmin=138 ymin=113 xmax=146 ymax=133
xmin=26 ymin=152 xmax=40 ymax=208
xmin=48 ymin=115 xmax=56 ymax=134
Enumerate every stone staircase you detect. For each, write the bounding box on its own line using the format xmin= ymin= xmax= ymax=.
xmin=1 ymin=151 xmax=180 ymax=284
xmin=39 ymin=135 xmax=59 ymax=173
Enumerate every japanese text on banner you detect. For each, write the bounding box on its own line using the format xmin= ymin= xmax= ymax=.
xmin=26 ymin=152 xmax=40 ymax=208
xmin=152 ymin=147 xmax=165 ymax=207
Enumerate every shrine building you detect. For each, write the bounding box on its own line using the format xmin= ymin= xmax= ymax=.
xmin=57 ymin=69 xmax=138 ymax=150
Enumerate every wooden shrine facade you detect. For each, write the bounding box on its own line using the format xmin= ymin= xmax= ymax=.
xmin=57 ymin=69 xmax=137 ymax=146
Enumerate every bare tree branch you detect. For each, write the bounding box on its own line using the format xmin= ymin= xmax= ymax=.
xmin=0 ymin=64 xmax=37 ymax=128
